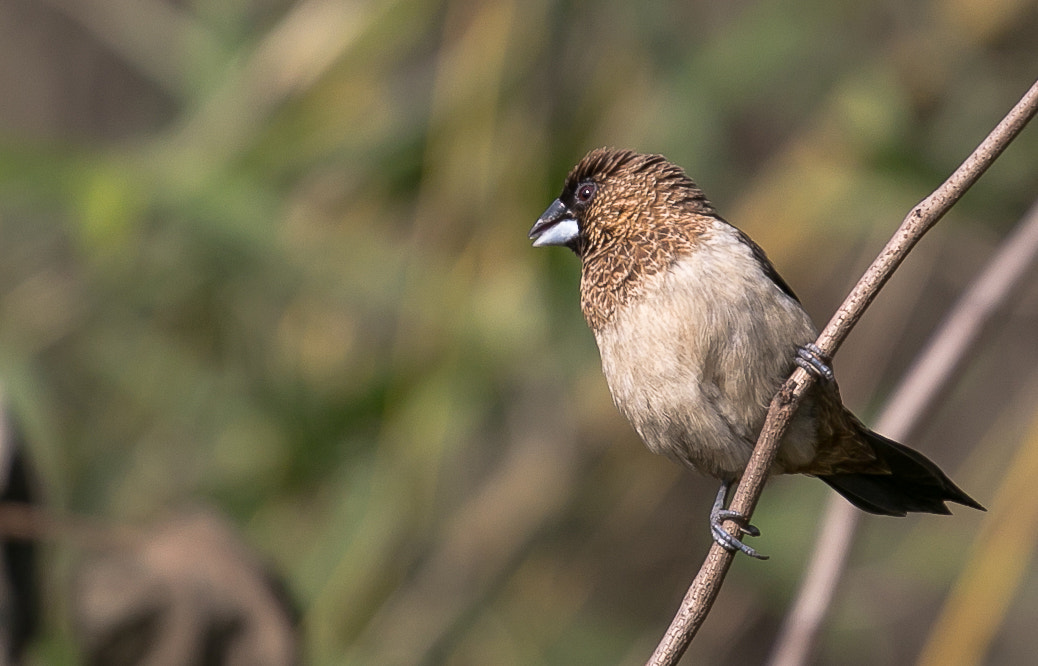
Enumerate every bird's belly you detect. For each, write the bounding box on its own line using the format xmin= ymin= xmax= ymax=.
xmin=596 ymin=320 xmax=758 ymax=478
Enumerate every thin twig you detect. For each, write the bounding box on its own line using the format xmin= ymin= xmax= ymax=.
xmin=646 ymin=77 xmax=1038 ymax=666
xmin=767 ymin=195 xmax=1038 ymax=666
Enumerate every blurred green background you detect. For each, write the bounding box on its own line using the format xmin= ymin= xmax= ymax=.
xmin=2 ymin=0 xmax=1038 ymax=663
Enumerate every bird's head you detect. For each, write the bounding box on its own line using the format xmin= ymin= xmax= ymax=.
xmin=529 ymin=148 xmax=716 ymax=259
xmin=530 ymin=148 xmax=720 ymax=329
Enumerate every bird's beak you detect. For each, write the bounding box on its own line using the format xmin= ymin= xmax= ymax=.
xmin=529 ymin=198 xmax=579 ymax=248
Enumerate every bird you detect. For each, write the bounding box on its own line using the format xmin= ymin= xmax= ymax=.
xmin=529 ymin=148 xmax=984 ymax=558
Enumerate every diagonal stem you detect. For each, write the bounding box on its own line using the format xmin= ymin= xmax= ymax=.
xmin=767 ymin=195 xmax=1038 ymax=666
xmin=646 ymin=76 xmax=1038 ymax=666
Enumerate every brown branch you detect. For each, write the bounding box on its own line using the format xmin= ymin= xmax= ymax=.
xmin=767 ymin=194 xmax=1038 ymax=666
xmin=646 ymin=77 xmax=1038 ymax=666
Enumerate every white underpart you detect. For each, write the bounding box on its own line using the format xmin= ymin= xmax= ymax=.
xmin=593 ymin=220 xmax=819 ymax=479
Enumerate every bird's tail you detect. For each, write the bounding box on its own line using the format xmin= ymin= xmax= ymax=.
xmin=818 ymin=429 xmax=984 ymax=516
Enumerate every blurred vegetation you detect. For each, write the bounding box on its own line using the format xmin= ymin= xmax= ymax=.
xmin=1 ymin=0 xmax=1037 ymax=663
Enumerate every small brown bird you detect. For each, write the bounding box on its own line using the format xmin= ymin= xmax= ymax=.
xmin=530 ymin=148 xmax=983 ymax=558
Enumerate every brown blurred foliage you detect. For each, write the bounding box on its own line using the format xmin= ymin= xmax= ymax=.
xmin=73 ymin=510 xmax=297 ymax=666
xmin=1 ymin=0 xmax=1037 ymax=663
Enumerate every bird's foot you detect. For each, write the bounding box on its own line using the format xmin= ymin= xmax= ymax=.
xmin=795 ymin=343 xmax=834 ymax=383
xmin=710 ymin=483 xmax=768 ymax=560
xmin=710 ymin=511 xmax=768 ymax=560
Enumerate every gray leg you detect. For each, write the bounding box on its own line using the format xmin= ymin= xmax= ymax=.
xmin=795 ymin=343 xmax=834 ymax=383
xmin=709 ymin=481 xmax=768 ymax=560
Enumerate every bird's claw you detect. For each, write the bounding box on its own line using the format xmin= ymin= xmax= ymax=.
xmin=710 ymin=508 xmax=761 ymax=537
xmin=795 ymin=343 xmax=834 ymax=383
xmin=710 ymin=509 xmax=768 ymax=559
xmin=710 ymin=483 xmax=768 ymax=560
xmin=711 ymin=523 xmax=768 ymax=559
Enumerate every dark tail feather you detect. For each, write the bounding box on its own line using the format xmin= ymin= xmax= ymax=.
xmin=819 ymin=430 xmax=985 ymax=517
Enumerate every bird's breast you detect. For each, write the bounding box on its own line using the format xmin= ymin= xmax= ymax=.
xmin=590 ymin=223 xmax=820 ymax=478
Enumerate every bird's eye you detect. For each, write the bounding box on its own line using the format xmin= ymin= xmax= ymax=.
xmin=575 ymin=182 xmax=596 ymax=204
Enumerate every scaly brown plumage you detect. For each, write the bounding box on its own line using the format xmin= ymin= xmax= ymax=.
xmin=530 ymin=148 xmax=983 ymax=557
